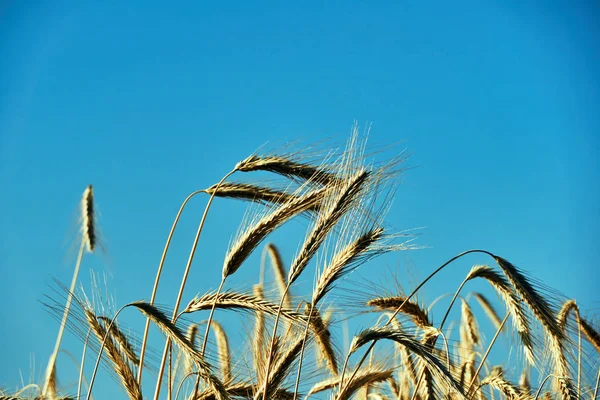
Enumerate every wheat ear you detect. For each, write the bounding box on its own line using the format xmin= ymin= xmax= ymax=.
xmin=472 ymin=292 xmax=503 ymax=330
xmin=478 ymin=367 xmax=526 ymax=399
xmin=305 ymin=367 xmax=393 ymax=399
xmin=236 ymin=154 xmax=337 ymax=184
xmin=84 ymin=306 xmax=142 ymax=400
xmin=494 ymin=256 xmax=575 ymax=399
xmin=181 ymin=290 xmax=307 ymax=324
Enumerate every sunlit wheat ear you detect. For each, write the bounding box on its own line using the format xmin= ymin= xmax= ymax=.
xmin=81 ymin=185 xmax=97 ymax=253
xmin=493 ymin=256 xmax=575 ymax=399
xmin=303 ymin=304 xmax=338 ymax=375
xmin=348 ymin=327 xmax=465 ymax=397
xmin=478 ymin=367 xmax=523 ymax=399
xmin=459 ymin=299 xmax=480 ymax=347
xmin=306 ymin=367 xmax=393 ymax=399
xmin=223 ymin=185 xmax=327 ymax=279
xmin=181 ymin=290 xmax=307 ymax=325
xmin=556 ymin=298 xmax=600 ymax=352
xmin=129 ymin=302 xmax=228 ymax=400
xmin=254 ymin=332 xmax=307 ymax=400
xmin=288 ymin=170 xmax=371 ymax=284
xmin=208 ymin=320 xmax=232 ymax=384
xmin=266 ymin=244 xmax=292 ymax=310
xmin=472 ymin=292 xmax=503 ymax=330
xmin=252 ymin=284 xmax=266 ymax=382
xmin=235 ymin=154 xmax=338 ymax=184
xmin=97 ymin=316 xmax=139 ymax=365
xmin=313 ymin=227 xmax=385 ymax=305
xmin=367 ymin=296 xmax=432 ymax=329
xmin=557 ymin=299 xmax=579 ymax=331
xmin=465 ymin=265 xmax=535 ymax=365
xmin=580 ymin=318 xmax=600 ymax=354
xmin=204 ymin=182 xmax=321 ymax=213
xmin=185 ymin=323 xmax=200 ymax=376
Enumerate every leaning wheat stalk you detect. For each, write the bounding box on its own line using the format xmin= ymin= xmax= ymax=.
xmin=42 ymin=185 xmax=96 ymax=396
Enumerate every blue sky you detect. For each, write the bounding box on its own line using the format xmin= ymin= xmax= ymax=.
xmin=1 ymin=1 xmax=598 ymax=398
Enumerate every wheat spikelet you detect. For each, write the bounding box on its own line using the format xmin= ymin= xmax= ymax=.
xmin=81 ymin=185 xmax=96 ymax=253
xmin=185 ymin=323 xmax=200 ymax=377
xmin=580 ymin=318 xmax=600 ymax=354
xmin=478 ymin=367 xmax=527 ymax=399
xmin=129 ymin=302 xmax=228 ymax=400
xmin=182 ymin=290 xmax=307 ymax=325
xmin=83 ymin=308 xmax=142 ymax=400
xmin=288 ymin=170 xmax=370 ymax=284
xmin=204 ymin=182 xmax=321 ymax=213
xmin=314 ymin=227 xmax=384 ymax=304
xmin=367 ymin=296 xmax=431 ymax=329
xmin=465 ymin=265 xmax=535 ymax=364
xmin=266 ymin=244 xmax=291 ymax=310
xmin=253 ymin=331 xmax=306 ymax=400
xmin=97 ymin=316 xmax=139 ymax=366
xmin=223 ymin=185 xmax=327 ymax=279
xmin=334 ymin=367 xmax=394 ymax=400
xmin=472 ymin=292 xmax=502 ymax=330
xmin=252 ymin=284 xmax=266 ymax=383
xmin=304 ymin=304 xmax=338 ymax=375
xmin=460 ymin=299 xmax=480 ymax=347
xmin=209 ymin=321 xmax=232 ymax=384
xmin=235 ymin=154 xmax=337 ymax=184
xmin=305 ymin=367 xmax=393 ymax=399
xmin=493 ymin=256 xmax=575 ymax=399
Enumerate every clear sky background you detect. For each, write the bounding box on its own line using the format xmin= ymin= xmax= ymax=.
xmin=1 ymin=1 xmax=598 ymax=398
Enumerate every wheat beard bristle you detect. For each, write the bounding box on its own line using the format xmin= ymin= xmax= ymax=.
xmin=82 ymin=184 xmax=96 ymax=253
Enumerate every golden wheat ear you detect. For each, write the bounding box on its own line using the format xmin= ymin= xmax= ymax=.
xmin=81 ymin=184 xmax=97 ymax=253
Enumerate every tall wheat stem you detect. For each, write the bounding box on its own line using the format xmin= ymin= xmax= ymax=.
xmin=137 ymin=189 xmax=204 ymax=386
xmin=42 ymin=239 xmax=86 ymax=395
xmin=153 ymin=170 xmax=235 ymax=400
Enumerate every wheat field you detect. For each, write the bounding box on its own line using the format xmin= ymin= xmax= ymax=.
xmin=3 ymin=132 xmax=599 ymax=400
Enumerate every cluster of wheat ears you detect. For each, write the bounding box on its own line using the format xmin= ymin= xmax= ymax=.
xmin=3 ymin=131 xmax=599 ymax=400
